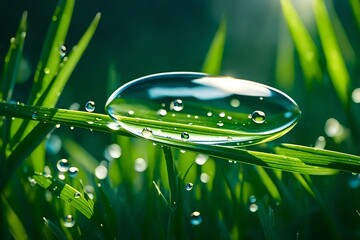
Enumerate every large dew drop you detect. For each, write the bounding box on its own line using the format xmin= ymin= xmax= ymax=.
xmin=105 ymin=72 xmax=301 ymax=146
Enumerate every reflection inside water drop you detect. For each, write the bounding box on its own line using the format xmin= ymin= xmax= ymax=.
xmin=85 ymin=101 xmax=95 ymax=112
xmin=105 ymin=72 xmax=301 ymax=146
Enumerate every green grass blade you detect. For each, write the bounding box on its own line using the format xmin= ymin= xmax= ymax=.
xmin=28 ymin=0 xmax=74 ymax=104
xmin=0 ymin=102 xmax=341 ymax=175
xmin=202 ymin=19 xmax=226 ymax=75
xmin=280 ymin=0 xmax=322 ymax=86
xmin=0 ymin=11 xmax=27 ymax=102
xmin=0 ymin=122 xmax=54 ymax=192
xmin=254 ymin=166 xmax=281 ymax=202
xmin=292 ymin=173 xmax=315 ymax=198
xmin=35 ymin=12 xmax=101 ymax=107
xmin=33 ymin=173 xmax=94 ymax=219
xmin=1 ymin=195 xmax=28 ymax=240
xmin=43 ymin=217 xmax=67 ymax=240
xmin=350 ymin=0 xmax=360 ymax=28
xmin=314 ymin=0 xmax=350 ymax=106
xmin=275 ymin=143 xmax=360 ymax=173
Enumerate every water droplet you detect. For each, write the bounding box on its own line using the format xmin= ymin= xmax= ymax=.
xmin=44 ymin=68 xmax=50 ymax=75
xmin=59 ymin=45 xmax=66 ymax=58
xmin=249 ymin=203 xmax=258 ymax=212
xmin=58 ymin=172 xmax=65 ymax=180
xmin=46 ymin=134 xmax=62 ymax=155
xmin=134 ymin=158 xmax=148 ymax=172
xmin=200 ymin=173 xmax=210 ymax=183
xmin=74 ymin=192 xmax=81 ymax=198
xmin=104 ymin=143 xmax=122 ymax=160
xmin=190 ymin=211 xmax=202 ymax=225
xmin=142 ymin=127 xmax=153 ymax=138
xmin=157 ymin=109 xmax=167 ymax=116
xmin=85 ymin=101 xmax=95 ymax=112
xmin=170 ymin=99 xmax=184 ymax=111
xmin=63 ymin=215 xmax=75 ymax=228
xmin=57 ymin=159 xmax=70 ymax=172
xmin=70 ymin=126 xmax=74 ymax=130
xmin=314 ymin=136 xmax=326 ymax=149
xmin=105 ymin=72 xmax=301 ymax=146
xmin=28 ymin=177 xmax=37 ymax=186
xmin=185 ymin=183 xmax=193 ymax=191
xmin=181 ymin=132 xmax=190 ymax=141
xmin=68 ymin=167 xmax=79 ymax=177
xmin=250 ymin=110 xmax=266 ymax=124
xmin=352 ymin=88 xmax=360 ymax=103
xmin=95 ymin=165 xmax=108 ymax=179
xmin=128 ymin=110 xmax=135 ymax=115
xmin=32 ymin=112 xmax=38 ymax=120
xmin=195 ymin=154 xmax=208 ymax=165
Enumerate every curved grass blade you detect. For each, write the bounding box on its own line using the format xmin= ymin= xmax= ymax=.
xmin=43 ymin=217 xmax=67 ymax=240
xmin=292 ymin=173 xmax=315 ymax=198
xmin=1 ymin=195 xmax=28 ymax=240
xmin=350 ymin=0 xmax=360 ymax=29
xmin=280 ymin=0 xmax=322 ymax=86
xmin=254 ymin=166 xmax=281 ymax=202
xmin=0 ymin=11 xmax=27 ymax=102
xmin=28 ymin=0 xmax=74 ymax=104
xmin=33 ymin=173 xmax=94 ymax=219
xmin=275 ymin=143 xmax=360 ymax=173
xmin=202 ymin=18 xmax=227 ymax=75
xmin=0 ymin=102 xmax=341 ymax=175
xmin=314 ymin=0 xmax=350 ymax=106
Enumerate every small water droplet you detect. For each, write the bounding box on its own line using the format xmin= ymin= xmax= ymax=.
xmin=128 ymin=110 xmax=135 ymax=115
xmin=63 ymin=215 xmax=75 ymax=228
xmin=134 ymin=158 xmax=148 ymax=172
xmin=44 ymin=68 xmax=50 ymax=75
xmin=219 ymin=112 xmax=225 ymax=117
xmin=68 ymin=167 xmax=79 ymax=177
xmin=181 ymin=132 xmax=190 ymax=141
xmin=227 ymin=136 xmax=233 ymax=141
xmin=32 ymin=112 xmax=38 ymax=120
xmin=104 ymin=143 xmax=122 ymax=160
xmin=59 ymin=45 xmax=66 ymax=58
xmin=58 ymin=172 xmax=66 ymax=180
xmin=170 ymin=99 xmax=184 ymax=111
xmin=249 ymin=203 xmax=258 ymax=212
xmin=230 ymin=98 xmax=240 ymax=107
xmin=217 ymin=121 xmax=224 ymax=127
xmin=85 ymin=101 xmax=95 ymax=112
xmin=190 ymin=211 xmax=202 ymax=225
xmin=157 ymin=109 xmax=167 ymax=116
xmin=185 ymin=183 xmax=193 ymax=191
xmin=251 ymin=110 xmax=266 ymax=124
xmin=142 ymin=127 xmax=153 ymax=138
xmin=57 ymin=159 xmax=70 ymax=172
xmin=352 ymin=88 xmax=360 ymax=103
xmin=200 ymin=173 xmax=210 ymax=183
xmin=28 ymin=177 xmax=37 ymax=186
xmin=195 ymin=154 xmax=208 ymax=165
xmin=46 ymin=134 xmax=62 ymax=155
xmin=70 ymin=126 xmax=74 ymax=130
xmin=207 ymin=111 xmax=213 ymax=116
xmin=314 ymin=136 xmax=326 ymax=149
xmin=95 ymin=165 xmax=108 ymax=179
xmin=74 ymin=192 xmax=81 ymax=198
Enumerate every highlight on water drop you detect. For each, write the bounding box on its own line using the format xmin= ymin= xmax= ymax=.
xmin=105 ymin=72 xmax=301 ymax=146
xmin=63 ymin=215 xmax=75 ymax=228
xmin=57 ymin=159 xmax=70 ymax=172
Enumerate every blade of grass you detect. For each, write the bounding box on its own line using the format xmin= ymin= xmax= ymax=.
xmin=280 ymin=0 xmax=322 ymax=86
xmin=33 ymin=173 xmax=94 ymax=219
xmin=0 ymin=11 xmax=27 ymax=102
xmin=292 ymin=173 xmax=315 ymax=198
xmin=275 ymin=143 xmax=360 ymax=173
xmin=43 ymin=217 xmax=67 ymax=240
xmin=28 ymin=0 xmax=74 ymax=104
xmin=202 ymin=18 xmax=227 ymax=75
xmin=1 ymin=195 xmax=28 ymax=240
xmin=0 ymin=102 xmax=342 ymax=175
xmin=314 ymin=0 xmax=350 ymax=106
xmin=350 ymin=0 xmax=360 ymax=29
xmin=254 ymin=166 xmax=281 ymax=202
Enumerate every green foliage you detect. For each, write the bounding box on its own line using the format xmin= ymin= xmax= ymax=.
xmin=0 ymin=0 xmax=359 ymax=239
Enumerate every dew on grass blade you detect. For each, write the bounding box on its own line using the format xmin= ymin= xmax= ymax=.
xmin=134 ymin=157 xmax=148 ymax=172
xmin=185 ymin=183 xmax=194 ymax=191
xmin=85 ymin=101 xmax=95 ymax=112
xmin=32 ymin=112 xmax=38 ymax=120
xmin=68 ymin=167 xmax=79 ymax=177
xmin=190 ymin=211 xmax=202 ymax=225
xmin=63 ymin=215 xmax=75 ymax=228
xmin=57 ymin=159 xmax=70 ymax=172
xmin=105 ymin=72 xmax=301 ymax=146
